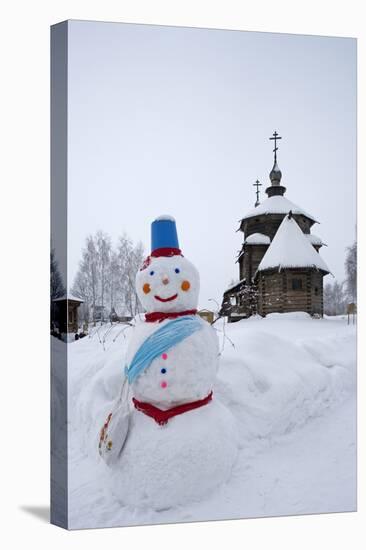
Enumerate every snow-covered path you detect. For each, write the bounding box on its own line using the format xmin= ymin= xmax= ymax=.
xmin=245 ymin=394 xmax=356 ymax=517
xmin=67 ymin=394 xmax=356 ymax=529
xmin=192 ymin=395 xmax=356 ymax=522
xmin=64 ymin=313 xmax=356 ymax=529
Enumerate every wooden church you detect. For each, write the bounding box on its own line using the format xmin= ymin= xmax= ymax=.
xmin=221 ymin=132 xmax=330 ymax=321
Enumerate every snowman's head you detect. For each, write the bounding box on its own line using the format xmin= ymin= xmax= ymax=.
xmin=136 ymin=215 xmax=200 ymax=313
xmin=136 ymin=254 xmax=200 ymax=313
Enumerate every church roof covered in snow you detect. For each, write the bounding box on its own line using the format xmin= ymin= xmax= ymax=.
xmin=257 ymin=214 xmax=330 ymax=274
xmin=305 ymin=233 xmax=326 ymax=246
xmin=241 ymin=195 xmax=318 ymax=223
xmin=224 ymin=278 xmax=246 ymax=293
xmin=245 ymin=233 xmax=271 ymax=245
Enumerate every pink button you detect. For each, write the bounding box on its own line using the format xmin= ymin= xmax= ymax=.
xmin=162 ymin=353 xmax=168 ymax=360
xmin=160 ymin=381 xmax=167 ymax=389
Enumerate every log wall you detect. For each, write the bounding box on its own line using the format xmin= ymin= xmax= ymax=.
xmin=240 ymin=244 xmax=268 ymax=282
xmin=241 ymin=213 xmax=313 ymax=240
xmin=257 ymin=269 xmax=325 ymax=316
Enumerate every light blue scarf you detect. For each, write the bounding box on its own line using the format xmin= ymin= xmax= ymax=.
xmin=125 ymin=316 xmax=203 ymax=384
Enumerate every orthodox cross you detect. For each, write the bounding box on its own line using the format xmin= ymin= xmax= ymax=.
xmin=253 ymin=179 xmax=262 ymax=206
xmin=269 ymin=130 xmax=282 ymax=163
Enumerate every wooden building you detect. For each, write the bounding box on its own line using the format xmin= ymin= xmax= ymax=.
xmin=52 ymin=294 xmax=84 ymax=337
xmin=256 ymin=212 xmax=329 ymax=316
xmin=221 ymin=132 xmax=330 ymax=321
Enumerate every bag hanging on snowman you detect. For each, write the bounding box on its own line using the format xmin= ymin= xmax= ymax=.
xmin=98 ymin=376 xmax=130 ymax=465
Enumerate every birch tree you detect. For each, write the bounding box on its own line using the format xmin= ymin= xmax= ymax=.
xmin=116 ymin=235 xmax=144 ymax=316
xmin=71 ymin=235 xmax=99 ymax=322
xmin=96 ymin=230 xmax=111 ymax=321
xmin=345 ymin=241 xmax=357 ymax=303
xmin=324 ymin=280 xmax=347 ymax=316
xmin=72 ymin=230 xmax=144 ymax=320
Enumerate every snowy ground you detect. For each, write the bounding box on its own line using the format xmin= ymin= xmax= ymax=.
xmin=64 ymin=312 xmax=356 ymax=529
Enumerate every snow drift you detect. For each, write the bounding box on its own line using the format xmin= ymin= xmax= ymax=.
xmin=65 ymin=312 xmax=356 ymax=528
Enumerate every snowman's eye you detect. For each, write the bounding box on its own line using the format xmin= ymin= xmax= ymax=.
xmin=174 ymin=268 xmax=180 ymax=274
xmin=149 ymin=270 xmax=155 ymax=276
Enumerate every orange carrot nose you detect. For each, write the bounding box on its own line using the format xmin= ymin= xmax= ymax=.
xmin=162 ymin=276 xmax=169 ymax=285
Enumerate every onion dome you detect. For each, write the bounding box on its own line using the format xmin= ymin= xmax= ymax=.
xmin=269 ymin=161 xmax=282 ymax=185
xmin=266 ymin=159 xmax=286 ymax=197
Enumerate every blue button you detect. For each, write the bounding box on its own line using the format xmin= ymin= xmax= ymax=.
xmin=161 ymin=368 xmax=167 ymax=374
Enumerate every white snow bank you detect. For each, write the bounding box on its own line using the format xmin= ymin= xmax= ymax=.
xmin=264 ymin=311 xmax=311 ymax=320
xmin=214 ymin=315 xmax=355 ymax=450
xmin=67 ymin=313 xmax=356 ymax=528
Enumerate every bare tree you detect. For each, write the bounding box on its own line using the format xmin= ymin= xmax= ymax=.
xmin=345 ymin=241 xmax=357 ymax=303
xmin=72 ymin=261 xmax=93 ymax=326
xmin=116 ymin=235 xmax=144 ymax=316
xmin=72 ymin=230 xmax=144 ymax=321
xmin=324 ymin=280 xmax=347 ymax=316
xmin=96 ymin=231 xmax=111 ymax=321
xmin=109 ymin=250 xmax=120 ymax=312
xmin=71 ymin=235 xmax=99 ymax=322
xmin=130 ymin=241 xmax=144 ymax=315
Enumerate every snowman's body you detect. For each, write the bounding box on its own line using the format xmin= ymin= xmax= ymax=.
xmin=106 ymin=395 xmax=237 ymax=509
xmin=102 ymin=217 xmax=238 ymax=509
xmin=127 ymin=315 xmax=219 ymax=407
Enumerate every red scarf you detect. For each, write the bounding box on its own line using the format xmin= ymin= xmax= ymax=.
xmin=132 ymin=391 xmax=213 ymax=425
xmin=145 ymin=309 xmax=197 ymax=323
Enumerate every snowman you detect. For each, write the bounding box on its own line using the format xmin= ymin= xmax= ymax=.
xmin=99 ymin=216 xmax=238 ymax=509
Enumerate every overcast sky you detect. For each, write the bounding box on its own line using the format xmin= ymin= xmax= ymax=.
xmin=66 ymin=20 xmax=356 ymax=310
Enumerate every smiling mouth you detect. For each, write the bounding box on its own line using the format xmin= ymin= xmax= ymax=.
xmin=154 ymin=293 xmax=178 ymax=303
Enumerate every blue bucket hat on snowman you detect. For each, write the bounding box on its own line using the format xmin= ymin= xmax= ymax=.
xmin=141 ymin=215 xmax=183 ymax=270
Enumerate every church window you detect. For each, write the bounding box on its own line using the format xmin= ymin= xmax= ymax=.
xmin=292 ymin=278 xmax=303 ymax=291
